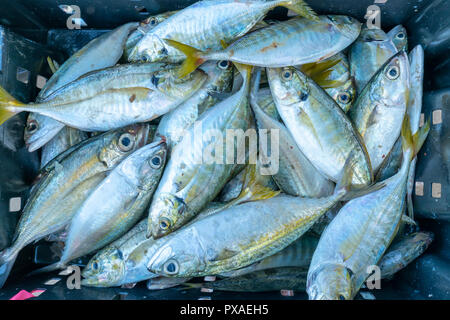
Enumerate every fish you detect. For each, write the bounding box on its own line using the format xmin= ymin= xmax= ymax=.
xmin=298 ymin=53 xmax=356 ymax=113
xmin=267 ymin=66 xmax=372 ymax=188
xmin=147 ymin=184 xmax=348 ymax=278
xmin=379 ymin=231 xmax=434 ymax=279
xmin=156 ymin=60 xmax=234 ymax=153
xmin=387 ymin=25 xmax=408 ymax=52
xmin=24 ymin=114 xmax=65 ymax=152
xmin=146 ymin=64 xmax=254 ymax=239
xmin=306 ymin=116 xmax=430 ymax=300
xmin=168 ymin=15 xmax=361 ymax=77
xmin=128 ymin=0 xmax=318 ymax=63
xmin=81 ymin=167 xmax=278 ymax=287
xmin=32 ymin=138 xmax=168 ymax=274
xmin=348 ymin=27 xmax=398 ymax=94
xmin=186 ymin=267 xmax=309 ymax=292
xmin=40 ymin=127 xmax=89 ymax=168
xmin=405 ymin=45 xmax=424 ymax=219
xmin=146 ymin=276 xmax=192 ymax=290
xmin=219 ymin=234 xmax=320 ymax=277
xmin=0 ymin=64 xmax=207 ymax=131
xmin=251 ymin=68 xmax=334 ymax=197
xmin=185 ymin=230 xmax=433 ymax=293
xmin=349 ymin=51 xmax=410 ymax=174
xmin=24 ymin=22 xmax=138 ymax=150
xmin=0 ymin=124 xmax=149 ymax=288
xmin=124 ymin=11 xmax=178 ymax=60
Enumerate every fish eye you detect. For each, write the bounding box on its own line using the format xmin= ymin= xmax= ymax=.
xmin=27 ymin=120 xmax=38 ymax=133
xmin=118 ymin=133 xmax=135 ymax=152
xmin=386 ymin=65 xmax=400 ymax=80
xmin=149 ymin=155 xmax=162 ymax=169
xmin=299 ymin=91 xmax=309 ymax=101
xmin=339 ymin=294 xmax=346 ymax=300
xmin=217 ymin=60 xmax=230 ymax=70
xmin=396 ymin=32 xmax=405 ymax=39
xmin=159 ymin=217 xmax=171 ymax=230
xmin=338 ymin=92 xmax=352 ymax=104
xmin=163 ymin=259 xmax=179 ymax=275
xmin=141 ymin=55 xmax=149 ymax=62
xmin=149 ymin=17 xmax=157 ymax=26
xmin=281 ymin=68 xmax=293 ymax=81
xmin=92 ymin=262 xmax=99 ymax=270
xmin=160 ymin=47 xmax=168 ymax=55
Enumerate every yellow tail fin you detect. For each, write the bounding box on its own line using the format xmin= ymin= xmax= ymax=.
xmin=401 ymin=114 xmax=430 ymax=160
xmin=233 ymin=63 xmax=253 ymax=91
xmin=0 ymin=86 xmax=23 ymax=126
xmin=233 ymin=164 xmax=280 ymax=204
xmin=279 ymin=0 xmax=319 ymax=21
xmin=47 ymin=56 xmax=59 ymax=74
xmin=163 ymin=39 xmax=206 ymax=78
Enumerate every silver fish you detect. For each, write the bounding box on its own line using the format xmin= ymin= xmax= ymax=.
xmin=306 ymin=119 xmax=429 ymax=300
xmin=349 ymin=51 xmax=410 ymax=173
xmin=40 ymin=127 xmax=89 ymax=168
xmin=0 ymin=124 xmax=149 ymax=288
xmin=128 ymin=0 xmax=318 ymax=63
xmin=348 ymin=27 xmax=398 ymax=94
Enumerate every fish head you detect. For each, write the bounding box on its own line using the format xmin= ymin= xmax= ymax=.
xmin=199 ymin=61 xmax=234 ymax=94
xmin=128 ymin=34 xmax=170 ymax=63
xmin=81 ymin=246 xmax=126 ymax=287
xmin=99 ymin=123 xmax=150 ymax=169
xmin=268 ymin=66 xmax=315 ymax=109
xmin=307 ymin=264 xmax=354 ymax=300
xmin=368 ymin=51 xmax=410 ymax=107
xmin=326 ymin=15 xmax=361 ymax=41
xmin=151 ymin=67 xmax=207 ymax=99
xmin=118 ymin=136 xmax=168 ymax=190
xmin=24 ymin=113 xmax=64 ymax=152
xmin=147 ymin=231 xmax=206 ymax=277
xmin=388 ymin=25 xmax=408 ymax=51
xmin=148 ymin=193 xmax=189 ymax=239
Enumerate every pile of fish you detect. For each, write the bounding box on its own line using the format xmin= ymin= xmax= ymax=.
xmin=0 ymin=0 xmax=434 ymax=300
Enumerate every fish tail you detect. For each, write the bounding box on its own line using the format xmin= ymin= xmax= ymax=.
xmin=233 ymin=63 xmax=253 ymax=91
xmin=0 ymin=86 xmax=24 ymax=126
xmin=0 ymin=248 xmax=18 ymax=288
xmin=277 ymin=0 xmax=319 ymax=21
xmin=235 ymin=164 xmax=281 ymax=203
xmin=337 ymin=150 xmax=386 ymax=201
xmin=47 ymin=56 xmax=58 ymax=74
xmin=401 ymin=114 xmax=430 ymax=161
xmin=27 ymin=261 xmax=65 ymax=277
xmin=163 ymin=39 xmax=207 ymax=78
xmin=180 ymin=282 xmax=203 ymax=290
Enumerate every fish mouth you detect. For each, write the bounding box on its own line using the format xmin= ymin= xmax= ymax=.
xmin=26 ymin=128 xmax=63 ymax=152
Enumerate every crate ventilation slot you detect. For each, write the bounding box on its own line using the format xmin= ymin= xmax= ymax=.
xmin=16 ymin=67 xmax=30 ymax=84
xmin=135 ymin=6 xmax=149 ymax=15
xmin=36 ymin=75 xmax=47 ymax=89
xmin=9 ymin=197 xmax=21 ymax=212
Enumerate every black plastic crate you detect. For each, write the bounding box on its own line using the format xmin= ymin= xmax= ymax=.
xmin=0 ymin=0 xmax=448 ymax=300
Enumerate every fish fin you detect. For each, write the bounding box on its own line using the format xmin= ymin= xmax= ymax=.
xmin=27 ymin=262 xmax=65 ymax=276
xmin=407 ymin=191 xmax=414 ymax=220
xmin=233 ymin=63 xmax=253 ymax=88
xmin=278 ymin=0 xmax=319 ymax=21
xmin=0 ymin=86 xmax=24 ymax=126
xmin=401 ymin=214 xmax=417 ymax=226
xmin=336 ymin=150 xmax=385 ymax=201
xmin=233 ymin=164 xmax=280 ymax=204
xmin=0 ymin=249 xmax=18 ymax=288
xmin=220 ymin=40 xmax=229 ymax=49
xmin=211 ymin=248 xmax=239 ymax=262
xmin=401 ymin=115 xmax=430 ymax=161
xmin=180 ymin=282 xmax=203 ymax=290
xmin=163 ymin=39 xmax=206 ymax=78
xmin=46 ymin=56 xmax=58 ymax=74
